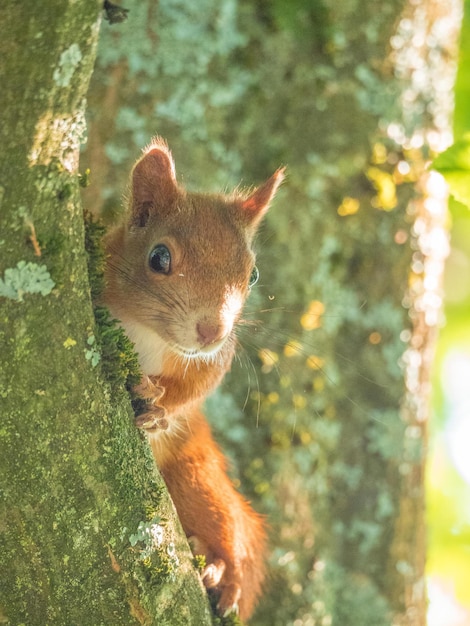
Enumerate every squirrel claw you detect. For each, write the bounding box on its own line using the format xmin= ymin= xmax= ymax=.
xmin=222 ymin=604 xmax=239 ymax=618
xmin=218 ymin=584 xmax=241 ymax=618
xmin=135 ymin=409 xmax=169 ymax=432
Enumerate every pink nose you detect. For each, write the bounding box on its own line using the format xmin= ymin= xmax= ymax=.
xmin=196 ymin=322 xmax=227 ymax=347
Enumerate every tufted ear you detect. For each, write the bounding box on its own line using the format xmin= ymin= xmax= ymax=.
xmin=130 ymin=138 xmax=178 ymax=227
xmin=241 ymin=167 xmax=286 ymax=228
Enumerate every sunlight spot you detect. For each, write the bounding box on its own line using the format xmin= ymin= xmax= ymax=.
xmin=397 ymin=160 xmax=411 ymax=175
xmin=293 ymin=394 xmax=307 ymax=409
xmin=366 ymin=167 xmax=397 ymax=210
xmin=254 ymin=481 xmax=270 ymax=495
xmin=395 ymin=229 xmax=409 ymax=244
xmin=426 ymin=170 xmax=449 ymax=200
xmin=387 ymin=122 xmax=406 ymax=145
xmin=300 ymin=431 xmax=312 ymax=444
xmin=301 ymin=300 xmax=325 ymax=330
xmin=400 ymin=329 xmax=412 ymax=342
xmin=337 ymin=196 xmax=360 ymax=216
xmin=428 ymin=579 xmax=470 ymax=626
xmin=284 ymin=340 xmax=303 ymax=357
xmin=372 ymin=142 xmax=388 ymax=164
xmin=313 ymin=560 xmax=326 ymax=572
xmin=268 ymin=392 xmax=279 ymax=404
xmin=258 ymin=348 xmax=279 ymax=373
xmin=291 ymin=583 xmax=302 ymax=595
xmin=306 ymin=355 xmax=325 ymax=370
xmin=278 ymin=551 xmax=295 ymax=566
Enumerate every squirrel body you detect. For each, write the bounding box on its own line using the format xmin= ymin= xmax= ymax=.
xmin=103 ymin=138 xmax=284 ymax=620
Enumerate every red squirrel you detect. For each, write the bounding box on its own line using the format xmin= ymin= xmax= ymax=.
xmin=102 ymin=138 xmax=284 ymax=620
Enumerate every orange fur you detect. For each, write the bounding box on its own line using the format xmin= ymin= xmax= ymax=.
xmin=153 ymin=412 xmax=266 ymax=619
xmin=103 ymin=137 xmax=284 ymax=620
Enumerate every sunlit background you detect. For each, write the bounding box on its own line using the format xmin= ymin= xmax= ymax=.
xmin=428 ymin=1 xmax=470 ymax=623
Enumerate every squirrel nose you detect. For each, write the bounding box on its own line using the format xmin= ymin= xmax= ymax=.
xmin=196 ymin=322 xmax=227 ymax=347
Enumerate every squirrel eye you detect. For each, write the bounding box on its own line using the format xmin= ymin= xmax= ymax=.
xmin=149 ymin=244 xmax=171 ymax=274
xmin=248 ymin=265 xmax=259 ymax=288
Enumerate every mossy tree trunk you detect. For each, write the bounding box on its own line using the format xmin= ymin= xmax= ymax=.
xmin=0 ymin=3 xmax=212 ymax=624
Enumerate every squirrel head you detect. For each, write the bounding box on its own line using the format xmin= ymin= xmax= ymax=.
xmin=104 ymin=137 xmax=285 ymax=373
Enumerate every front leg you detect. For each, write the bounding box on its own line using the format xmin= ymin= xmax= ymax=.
xmin=133 ymin=376 xmax=169 ymax=431
xmin=134 ymin=345 xmax=234 ymax=430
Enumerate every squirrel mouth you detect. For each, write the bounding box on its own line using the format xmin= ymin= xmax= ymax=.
xmin=172 ymin=340 xmax=225 ymax=360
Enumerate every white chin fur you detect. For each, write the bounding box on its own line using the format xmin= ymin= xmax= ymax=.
xmin=121 ymin=319 xmax=224 ymax=375
xmin=122 ymin=320 xmax=168 ymax=376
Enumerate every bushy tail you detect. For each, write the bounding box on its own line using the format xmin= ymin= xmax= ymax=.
xmin=154 ymin=410 xmax=267 ymax=621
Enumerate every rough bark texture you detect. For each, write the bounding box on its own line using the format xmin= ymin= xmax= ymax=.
xmin=0 ymin=3 xmax=212 ymax=624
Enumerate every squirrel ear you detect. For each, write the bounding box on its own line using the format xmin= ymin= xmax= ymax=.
xmin=241 ymin=167 xmax=286 ymax=225
xmin=130 ymin=139 xmax=178 ymax=227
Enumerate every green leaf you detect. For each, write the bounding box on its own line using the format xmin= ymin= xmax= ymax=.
xmin=433 ymin=135 xmax=470 ymax=208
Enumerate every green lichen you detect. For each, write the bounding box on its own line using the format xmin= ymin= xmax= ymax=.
xmin=129 ymin=517 xmax=164 ymax=547
xmin=85 ymin=333 xmax=101 ymax=367
xmin=0 ymin=260 xmax=55 ymax=301
xmin=53 ymin=43 xmax=82 ymax=87
xmin=128 ymin=517 xmax=181 ymax=585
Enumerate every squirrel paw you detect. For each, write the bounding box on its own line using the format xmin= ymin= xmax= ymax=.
xmin=203 ymin=561 xmax=241 ymax=618
xmin=189 ymin=536 xmax=240 ymax=618
xmin=134 ymin=375 xmax=165 ymax=404
xmin=135 ymin=408 xmax=169 ymax=432
xmin=134 ymin=376 xmax=168 ymax=431
xmin=201 ymin=558 xmax=226 ymax=588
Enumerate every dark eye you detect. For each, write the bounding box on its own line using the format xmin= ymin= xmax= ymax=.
xmin=149 ymin=244 xmax=171 ymax=274
xmin=248 ymin=265 xmax=259 ymax=287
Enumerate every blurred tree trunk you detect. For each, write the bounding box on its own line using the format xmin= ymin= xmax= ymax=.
xmin=0 ymin=3 xmax=211 ymax=625
xmin=81 ymin=0 xmax=461 ymax=625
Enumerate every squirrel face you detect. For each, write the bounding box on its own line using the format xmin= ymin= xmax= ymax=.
xmin=103 ymin=138 xmax=284 ymax=374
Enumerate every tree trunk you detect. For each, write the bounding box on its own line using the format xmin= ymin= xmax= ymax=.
xmin=80 ymin=0 xmax=461 ymax=625
xmin=0 ymin=3 xmax=211 ymax=624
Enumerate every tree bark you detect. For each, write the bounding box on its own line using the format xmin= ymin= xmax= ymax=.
xmin=0 ymin=3 xmax=211 ymax=624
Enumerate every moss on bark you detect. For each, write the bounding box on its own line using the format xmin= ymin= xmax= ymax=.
xmin=0 ymin=2 xmax=212 ymax=624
